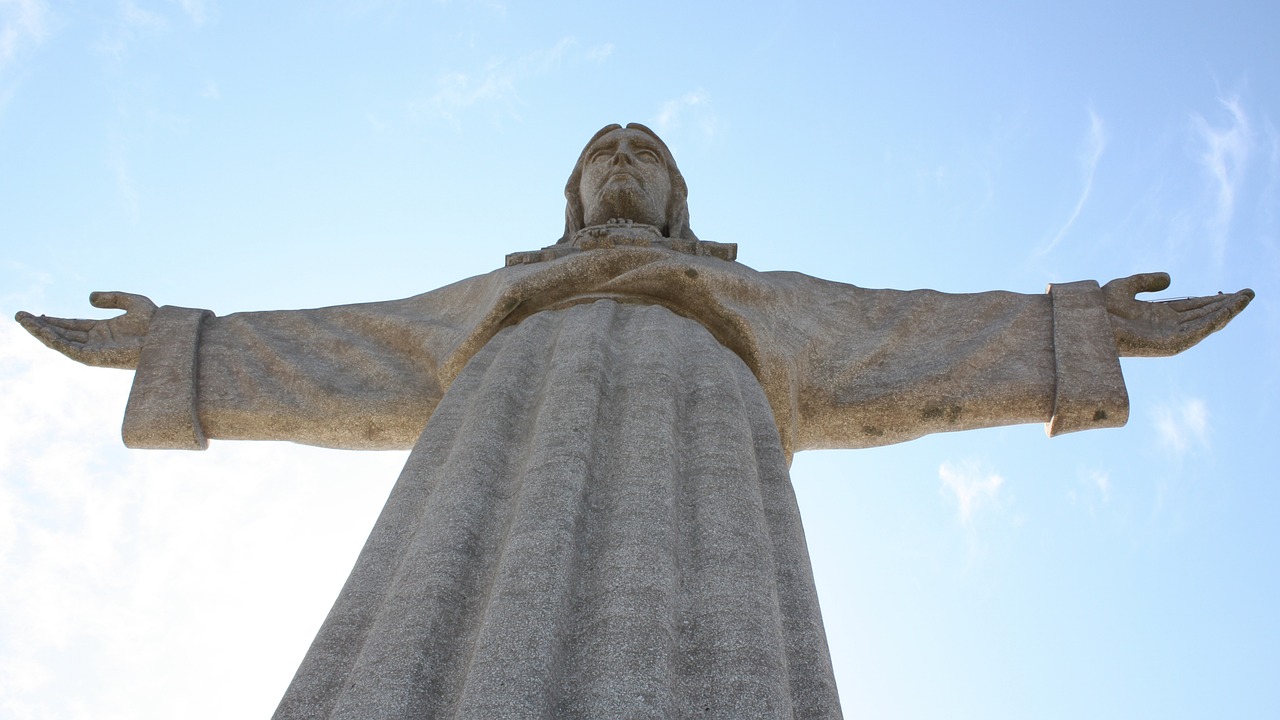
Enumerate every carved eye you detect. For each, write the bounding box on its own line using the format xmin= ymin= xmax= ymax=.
xmin=637 ymin=149 xmax=660 ymax=163
xmin=588 ymin=148 xmax=612 ymax=163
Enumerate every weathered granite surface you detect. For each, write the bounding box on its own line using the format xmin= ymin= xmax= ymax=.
xmin=14 ymin=122 xmax=1253 ymax=719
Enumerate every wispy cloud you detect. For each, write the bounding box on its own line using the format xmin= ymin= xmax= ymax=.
xmin=1067 ymin=468 xmax=1111 ymax=514
xmin=1254 ymin=114 xmax=1278 ymax=242
xmin=121 ymin=0 xmax=166 ymax=30
xmin=653 ymin=89 xmax=716 ymax=138
xmin=421 ymin=36 xmax=575 ymax=125
xmin=0 ymin=318 xmax=409 ymax=718
xmin=428 ymin=0 xmax=508 ymax=17
xmin=1041 ymin=107 xmax=1105 ymax=255
xmin=1192 ymin=95 xmax=1253 ymax=265
xmin=108 ymin=137 xmax=140 ymax=222
xmin=1155 ymin=397 xmax=1209 ymax=455
xmin=0 ymin=0 xmax=49 ymax=71
xmin=176 ymin=0 xmax=208 ymax=25
xmin=939 ymin=460 xmax=1005 ymax=526
xmin=585 ymin=43 xmax=612 ymax=62
xmin=1091 ymin=470 xmax=1111 ymax=504
xmin=95 ymin=0 xmax=168 ymax=60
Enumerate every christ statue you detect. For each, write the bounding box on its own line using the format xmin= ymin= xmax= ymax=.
xmin=16 ymin=123 xmax=1253 ymax=719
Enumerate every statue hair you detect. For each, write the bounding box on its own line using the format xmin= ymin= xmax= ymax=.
xmin=559 ymin=123 xmax=698 ymax=243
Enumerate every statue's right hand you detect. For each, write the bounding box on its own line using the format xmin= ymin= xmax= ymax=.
xmin=15 ymin=291 xmax=158 ymax=369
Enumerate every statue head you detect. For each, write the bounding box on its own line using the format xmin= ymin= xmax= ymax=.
xmin=560 ymin=123 xmax=697 ymax=242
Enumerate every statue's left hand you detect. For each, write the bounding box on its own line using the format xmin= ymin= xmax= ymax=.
xmin=1102 ymin=272 xmax=1254 ymax=357
xmin=14 ymin=291 xmax=158 ymax=369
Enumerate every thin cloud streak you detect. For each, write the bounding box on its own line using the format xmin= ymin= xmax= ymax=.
xmin=1092 ymin=470 xmax=1111 ymax=504
xmin=0 ymin=0 xmax=49 ymax=70
xmin=586 ymin=43 xmax=612 ymax=62
xmin=939 ymin=460 xmax=1004 ymax=526
xmin=1193 ymin=95 xmax=1252 ymax=266
xmin=177 ymin=0 xmax=208 ymax=25
xmin=1067 ymin=468 xmax=1112 ymax=514
xmin=1155 ymin=397 xmax=1209 ymax=455
xmin=652 ymin=89 xmax=716 ymax=140
xmin=422 ymin=36 xmax=576 ymax=124
xmin=94 ymin=0 xmax=168 ymax=61
xmin=1041 ymin=107 xmax=1105 ymax=255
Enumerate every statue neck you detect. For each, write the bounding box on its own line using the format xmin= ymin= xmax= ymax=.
xmin=505 ymin=223 xmax=736 ymax=267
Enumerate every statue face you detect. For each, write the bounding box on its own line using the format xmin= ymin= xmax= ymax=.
xmin=579 ymin=128 xmax=673 ymax=230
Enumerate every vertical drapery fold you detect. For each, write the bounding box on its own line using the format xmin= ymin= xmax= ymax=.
xmin=274 ymin=300 xmax=841 ymax=720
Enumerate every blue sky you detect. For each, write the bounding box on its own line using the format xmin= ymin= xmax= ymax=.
xmin=1 ymin=1 xmax=1277 ymax=718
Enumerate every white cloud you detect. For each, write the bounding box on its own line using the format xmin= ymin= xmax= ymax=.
xmin=94 ymin=0 xmax=166 ymax=60
xmin=1041 ymin=107 xmax=1105 ymax=255
xmin=586 ymin=43 xmax=613 ymax=62
xmin=0 ymin=0 xmax=49 ymax=70
xmin=108 ymin=139 xmax=140 ymax=222
xmin=97 ymin=0 xmax=214 ymax=60
xmin=938 ymin=460 xmax=1005 ymax=526
xmin=175 ymin=0 xmax=207 ymax=25
xmin=653 ymin=89 xmax=716 ymax=138
xmin=430 ymin=0 xmax=508 ymax=17
xmin=1068 ymin=468 xmax=1111 ymax=512
xmin=199 ymin=79 xmax=219 ymax=99
xmin=421 ymin=36 xmax=575 ymax=124
xmin=1192 ymin=95 xmax=1253 ymax=265
xmin=120 ymin=0 xmax=166 ymax=31
xmin=1155 ymin=397 xmax=1209 ymax=455
xmin=1257 ymin=115 xmax=1279 ymax=235
xmin=1091 ymin=470 xmax=1111 ymax=504
xmin=0 ymin=319 xmax=406 ymax=719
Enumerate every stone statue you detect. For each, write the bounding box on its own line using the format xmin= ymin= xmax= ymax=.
xmin=16 ymin=123 xmax=1253 ymax=720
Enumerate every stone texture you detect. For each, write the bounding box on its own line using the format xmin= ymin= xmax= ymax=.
xmin=273 ymin=301 xmax=838 ymax=719
xmin=14 ymin=122 xmax=1254 ymax=719
xmin=114 ymin=241 xmax=1128 ymax=719
xmin=121 ymin=245 xmax=1128 ymax=459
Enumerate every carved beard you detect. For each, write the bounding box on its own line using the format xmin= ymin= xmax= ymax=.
xmin=589 ymin=178 xmax=666 ymax=230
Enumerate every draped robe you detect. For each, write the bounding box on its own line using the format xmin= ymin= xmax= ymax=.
xmin=119 ymin=245 xmax=1129 ymax=719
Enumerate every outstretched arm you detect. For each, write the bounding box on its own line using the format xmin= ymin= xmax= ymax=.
xmin=15 ymin=292 xmax=157 ymax=369
xmin=13 ymin=269 xmax=518 ymax=451
xmin=1103 ymin=272 xmax=1254 ymax=357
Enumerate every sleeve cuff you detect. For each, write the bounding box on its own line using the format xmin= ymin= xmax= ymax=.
xmin=122 ymin=305 xmax=214 ymax=450
xmin=1046 ymin=280 xmax=1129 ymax=436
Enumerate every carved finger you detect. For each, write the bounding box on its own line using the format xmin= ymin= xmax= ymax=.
xmin=1178 ymin=304 xmax=1233 ymax=336
xmin=1174 ymin=296 xmax=1233 ymax=323
xmin=54 ymin=326 xmax=90 ymax=343
xmin=1202 ymin=288 xmax=1255 ymax=319
xmin=17 ymin=313 xmax=81 ymax=344
xmin=1176 ymin=292 xmax=1252 ymax=340
xmin=27 ymin=319 xmax=88 ymax=356
xmin=16 ymin=311 xmax=136 ymax=368
xmin=38 ymin=319 xmax=86 ymax=345
xmin=1126 ymin=272 xmax=1172 ymax=296
xmin=39 ymin=315 xmax=99 ymax=332
xmin=1162 ymin=295 xmax=1225 ymax=311
xmin=1213 ymin=289 xmax=1252 ymax=323
xmin=16 ymin=312 xmax=51 ymax=338
xmin=90 ymin=291 xmax=132 ymax=310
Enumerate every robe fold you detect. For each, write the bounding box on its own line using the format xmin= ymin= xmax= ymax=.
xmin=118 ymin=246 xmax=1129 ymax=718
